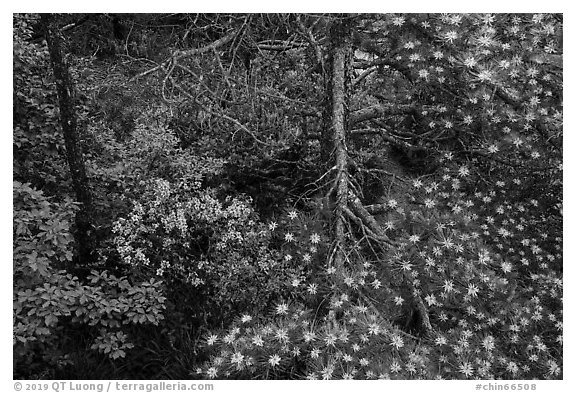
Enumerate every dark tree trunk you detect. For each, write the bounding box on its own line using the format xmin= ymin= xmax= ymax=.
xmin=41 ymin=13 xmax=94 ymax=264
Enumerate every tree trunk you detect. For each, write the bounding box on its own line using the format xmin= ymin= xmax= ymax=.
xmin=41 ymin=13 xmax=94 ymax=264
xmin=325 ymin=18 xmax=353 ymax=268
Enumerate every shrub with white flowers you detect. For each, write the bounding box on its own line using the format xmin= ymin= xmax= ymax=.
xmin=111 ymin=175 xmax=326 ymax=322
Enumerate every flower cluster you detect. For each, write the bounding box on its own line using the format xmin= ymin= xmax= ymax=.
xmin=112 ymin=180 xmax=320 ymax=318
xmin=195 ymin=158 xmax=561 ymax=379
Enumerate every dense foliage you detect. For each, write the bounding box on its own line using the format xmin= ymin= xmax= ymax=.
xmin=13 ymin=13 xmax=562 ymax=380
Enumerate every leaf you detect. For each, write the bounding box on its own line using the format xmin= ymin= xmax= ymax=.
xmin=44 ymin=314 xmax=58 ymax=327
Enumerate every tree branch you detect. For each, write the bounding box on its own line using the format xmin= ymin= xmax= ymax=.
xmin=296 ymin=15 xmax=325 ymax=73
xmin=256 ymin=40 xmax=306 ymax=51
xmin=168 ymin=77 xmax=275 ymax=147
xmin=130 ymin=28 xmax=239 ymax=81
xmin=349 ymin=104 xmax=414 ymax=126
xmin=352 ymin=66 xmax=377 ymax=88
xmin=351 ymin=127 xmax=425 ymax=152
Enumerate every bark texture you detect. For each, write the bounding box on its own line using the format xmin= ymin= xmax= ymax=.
xmin=42 ymin=14 xmax=94 ymax=264
xmin=325 ymin=18 xmax=353 ymax=268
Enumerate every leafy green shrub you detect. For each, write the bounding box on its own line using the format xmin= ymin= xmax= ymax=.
xmin=13 ymin=15 xmax=69 ymax=194
xmin=13 ymin=181 xmax=167 ymax=378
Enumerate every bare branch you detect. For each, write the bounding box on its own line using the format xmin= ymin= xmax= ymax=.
xmin=130 ymin=28 xmax=239 ymax=81
xmin=61 ymin=15 xmax=91 ymax=33
xmin=364 ymin=203 xmax=391 ymax=214
xmin=256 ymin=40 xmax=306 ymax=51
xmin=351 ymin=127 xmax=424 ymax=152
xmin=352 ymin=66 xmax=377 ymax=88
xmin=168 ymin=77 xmax=276 ymax=147
xmin=353 ymin=57 xmax=414 ymax=82
xmin=349 ymin=104 xmax=414 ymax=126
xmin=296 ymin=15 xmax=325 ymax=72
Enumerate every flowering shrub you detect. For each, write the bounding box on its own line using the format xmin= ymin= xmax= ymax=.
xmin=13 ymin=181 xmax=166 ymax=378
xmin=13 ymin=13 xmax=562 ymax=380
xmin=111 ymin=171 xmax=330 ymax=323
xmin=195 ymin=160 xmax=562 ymax=379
